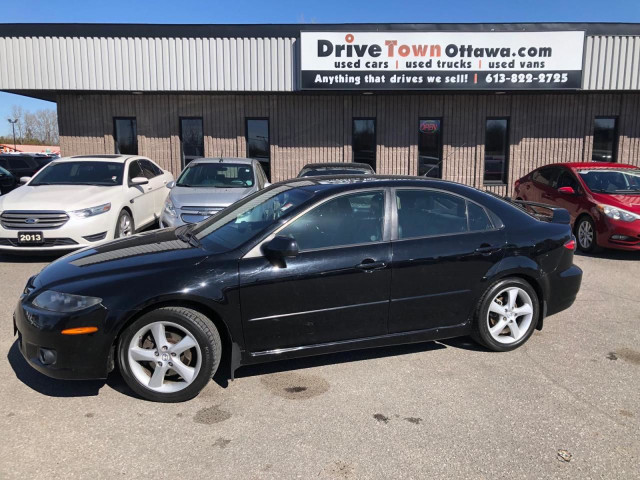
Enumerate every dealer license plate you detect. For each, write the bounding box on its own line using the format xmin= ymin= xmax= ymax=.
xmin=17 ymin=231 xmax=44 ymax=245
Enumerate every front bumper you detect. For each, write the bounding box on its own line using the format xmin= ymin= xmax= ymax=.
xmin=596 ymin=217 xmax=640 ymax=251
xmin=159 ymin=211 xmax=185 ymax=228
xmin=0 ymin=210 xmax=116 ymax=252
xmin=13 ymin=300 xmax=111 ymax=380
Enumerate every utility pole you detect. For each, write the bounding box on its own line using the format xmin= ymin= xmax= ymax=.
xmin=7 ymin=118 xmax=18 ymax=152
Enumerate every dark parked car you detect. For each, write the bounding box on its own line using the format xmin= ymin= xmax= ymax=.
xmin=297 ymin=162 xmax=374 ymax=177
xmin=514 ymin=162 xmax=640 ymax=252
xmin=0 ymin=154 xmax=55 ymax=180
xmin=14 ymin=177 xmax=582 ymax=402
xmin=0 ymin=166 xmax=18 ymax=195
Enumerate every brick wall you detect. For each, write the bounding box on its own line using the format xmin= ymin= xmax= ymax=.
xmin=57 ymin=92 xmax=640 ymax=197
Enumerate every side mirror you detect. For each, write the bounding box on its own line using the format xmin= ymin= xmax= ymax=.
xmin=19 ymin=176 xmax=31 ymax=184
xmin=167 ymin=180 xmax=176 ymax=189
xmin=262 ymin=235 xmax=299 ymax=267
xmin=558 ymin=186 xmax=576 ymax=195
xmin=131 ymin=176 xmax=149 ymax=186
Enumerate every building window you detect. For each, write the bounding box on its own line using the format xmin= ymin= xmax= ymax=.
xmin=246 ymin=118 xmax=270 ymax=180
xmin=592 ymin=117 xmax=618 ymax=162
xmin=113 ymin=117 xmax=138 ymax=155
xmin=483 ymin=118 xmax=509 ymax=184
xmin=353 ymin=118 xmax=376 ymax=172
xmin=418 ymin=119 xmax=442 ymax=178
xmin=180 ymin=117 xmax=204 ymax=168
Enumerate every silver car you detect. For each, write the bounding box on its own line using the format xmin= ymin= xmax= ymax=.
xmin=160 ymin=157 xmax=269 ymax=228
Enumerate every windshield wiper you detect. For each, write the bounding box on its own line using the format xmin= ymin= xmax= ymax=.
xmin=176 ymin=224 xmax=201 ymax=247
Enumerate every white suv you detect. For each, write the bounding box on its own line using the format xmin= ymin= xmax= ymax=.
xmin=0 ymin=154 xmax=173 ymax=252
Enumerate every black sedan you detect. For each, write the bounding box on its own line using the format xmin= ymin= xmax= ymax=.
xmin=14 ymin=177 xmax=582 ymax=402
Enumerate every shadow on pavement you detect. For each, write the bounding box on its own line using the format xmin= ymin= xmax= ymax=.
xmin=7 ymin=340 xmax=106 ymax=398
xmin=0 ymin=252 xmax=65 ymax=264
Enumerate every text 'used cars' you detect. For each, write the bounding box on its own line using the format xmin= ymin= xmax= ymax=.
xmin=14 ymin=176 xmax=582 ymax=402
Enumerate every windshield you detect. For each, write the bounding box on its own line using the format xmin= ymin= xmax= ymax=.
xmin=177 ymin=163 xmax=255 ymax=188
xmin=30 ymin=162 xmax=124 ymax=186
xmin=192 ymin=182 xmax=315 ymax=253
xmin=578 ymin=168 xmax=640 ymax=194
xmin=299 ymin=168 xmax=371 ymax=177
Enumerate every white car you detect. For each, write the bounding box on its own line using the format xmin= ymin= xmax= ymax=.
xmin=0 ymin=155 xmax=173 ymax=252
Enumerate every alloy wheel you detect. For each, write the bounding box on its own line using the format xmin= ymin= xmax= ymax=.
xmin=577 ymin=220 xmax=593 ymax=249
xmin=119 ymin=214 xmax=133 ymax=237
xmin=127 ymin=321 xmax=202 ymax=393
xmin=486 ymin=287 xmax=534 ymax=344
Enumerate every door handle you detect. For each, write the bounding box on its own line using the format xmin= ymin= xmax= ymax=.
xmin=475 ymin=245 xmax=501 ymax=255
xmin=356 ymin=259 xmax=386 ymax=272
xmin=541 ymin=193 xmax=552 ymax=199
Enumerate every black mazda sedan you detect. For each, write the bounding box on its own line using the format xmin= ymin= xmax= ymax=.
xmin=14 ymin=176 xmax=582 ymax=402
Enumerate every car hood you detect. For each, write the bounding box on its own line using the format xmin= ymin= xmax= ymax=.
xmin=590 ymin=192 xmax=640 ymax=214
xmin=33 ymin=228 xmax=208 ymax=291
xmin=0 ymin=184 xmax=120 ymax=212
xmin=170 ymin=186 xmax=254 ymax=208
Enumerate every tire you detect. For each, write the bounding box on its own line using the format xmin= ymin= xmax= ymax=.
xmin=115 ymin=209 xmax=134 ymax=238
xmin=471 ymin=278 xmax=539 ymax=352
xmin=117 ymin=307 xmax=222 ymax=402
xmin=575 ymin=216 xmax=598 ymax=253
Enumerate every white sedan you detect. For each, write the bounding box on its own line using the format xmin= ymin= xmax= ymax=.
xmin=0 ymin=155 xmax=173 ymax=252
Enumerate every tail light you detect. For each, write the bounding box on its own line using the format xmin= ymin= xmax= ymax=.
xmin=564 ymin=238 xmax=576 ymax=251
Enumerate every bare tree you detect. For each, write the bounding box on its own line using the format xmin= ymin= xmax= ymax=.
xmin=7 ymin=104 xmax=58 ymax=145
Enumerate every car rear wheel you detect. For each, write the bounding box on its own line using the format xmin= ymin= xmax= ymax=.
xmin=472 ymin=278 xmax=539 ymax=352
xmin=576 ymin=216 xmax=597 ymax=253
xmin=118 ymin=307 xmax=222 ymax=402
xmin=115 ymin=210 xmax=134 ymax=238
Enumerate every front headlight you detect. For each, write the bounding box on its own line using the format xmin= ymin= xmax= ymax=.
xmin=32 ymin=290 xmax=102 ymax=312
xmin=164 ymin=198 xmax=177 ymax=217
xmin=71 ymin=203 xmax=111 ymax=218
xmin=597 ymin=204 xmax=640 ymax=222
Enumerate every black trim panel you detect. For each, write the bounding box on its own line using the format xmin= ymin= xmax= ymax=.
xmin=1 ymin=22 xmax=639 ymax=38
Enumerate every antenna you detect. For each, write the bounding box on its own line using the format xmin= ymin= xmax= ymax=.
xmin=422 ymin=143 xmax=467 ymax=177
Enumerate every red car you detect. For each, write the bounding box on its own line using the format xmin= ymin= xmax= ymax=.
xmin=514 ymin=162 xmax=640 ymax=252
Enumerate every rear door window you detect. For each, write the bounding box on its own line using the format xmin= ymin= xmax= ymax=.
xmin=532 ymin=167 xmax=560 ymax=187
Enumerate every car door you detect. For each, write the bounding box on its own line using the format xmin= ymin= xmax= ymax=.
xmin=548 ymin=167 xmax=584 ymax=223
xmin=127 ymin=160 xmax=155 ymax=228
xmin=5 ymin=156 xmax=33 ymax=179
xmin=389 ymin=188 xmax=506 ymax=334
xmin=139 ymin=159 xmax=169 ymax=215
xmin=238 ymin=189 xmax=391 ymax=353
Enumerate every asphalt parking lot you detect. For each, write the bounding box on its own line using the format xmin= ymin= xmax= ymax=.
xmin=0 ymin=250 xmax=639 ymax=479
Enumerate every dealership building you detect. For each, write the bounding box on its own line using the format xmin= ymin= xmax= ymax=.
xmin=1 ymin=22 xmax=639 ymax=195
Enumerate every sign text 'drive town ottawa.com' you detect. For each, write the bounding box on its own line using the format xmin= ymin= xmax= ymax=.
xmin=300 ymin=31 xmax=585 ymax=90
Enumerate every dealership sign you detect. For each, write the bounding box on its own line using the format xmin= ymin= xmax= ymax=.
xmin=300 ymin=31 xmax=585 ymax=90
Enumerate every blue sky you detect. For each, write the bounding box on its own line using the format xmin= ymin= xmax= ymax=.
xmin=1 ymin=0 xmax=639 ymax=135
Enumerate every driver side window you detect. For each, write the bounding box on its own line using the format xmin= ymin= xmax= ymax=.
xmin=279 ymin=191 xmax=385 ymax=251
xmin=128 ymin=161 xmax=143 ymax=182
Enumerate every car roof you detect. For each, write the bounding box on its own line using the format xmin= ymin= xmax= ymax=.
xmin=301 ymin=162 xmax=374 ymax=170
xmin=60 ymin=154 xmax=136 ymax=163
xmin=541 ymin=162 xmax=639 ymax=170
xmin=188 ymin=157 xmax=255 ymax=166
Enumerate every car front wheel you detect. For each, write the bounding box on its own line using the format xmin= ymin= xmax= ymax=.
xmin=472 ymin=278 xmax=539 ymax=352
xmin=118 ymin=307 xmax=222 ymax=402
xmin=115 ymin=210 xmax=134 ymax=238
xmin=576 ymin=216 xmax=597 ymax=253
